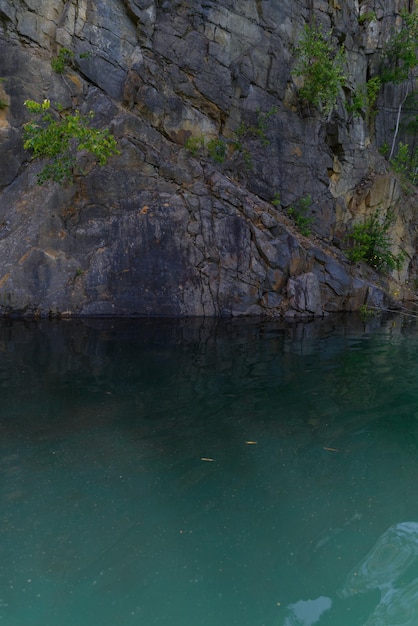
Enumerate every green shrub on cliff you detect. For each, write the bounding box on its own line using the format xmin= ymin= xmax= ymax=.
xmin=390 ymin=141 xmax=418 ymax=189
xmin=185 ymin=135 xmax=228 ymax=164
xmin=207 ymin=138 xmax=228 ymax=163
xmin=381 ymin=8 xmax=418 ymax=84
xmin=0 ymin=77 xmax=8 ymax=110
xmin=23 ymin=99 xmax=119 ymax=185
xmin=236 ymin=106 xmax=278 ymax=147
xmin=358 ymin=11 xmax=377 ymax=25
xmin=293 ymin=24 xmax=346 ymax=116
xmin=379 ymin=6 xmax=418 ymax=160
xmin=184 ymin=106 xmax=278 ymax=170
xmin=184 ymin=135 xmax=204 ymax=157
xmin=346 ymin=77 xmax=381 ymax=120
xmin=345 ymin=211 xmax=405 ymax=273
xmin=51 ymin=48 xmax=74 ymax=73
xmin=51 ymin=48 xmax=92 ymax=74
xmin=287 ymin=194 xmax=314 ymax=237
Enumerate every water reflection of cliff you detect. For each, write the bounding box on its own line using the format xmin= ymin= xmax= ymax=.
xmin=283 ymin=522 xmax=418 ymax=625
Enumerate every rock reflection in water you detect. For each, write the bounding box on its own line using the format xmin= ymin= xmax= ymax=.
xmin=2 ymin=316 xmax=418 ymax=625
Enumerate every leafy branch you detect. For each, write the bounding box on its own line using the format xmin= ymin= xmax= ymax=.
xmin=345 ymin=211 xmax=405 ymax=273
xmin=293 ymin=24 xmax=346 ymax=117
xmin=346 ymin=77 xmax=381 ymax=121
xmin=380 ymin=7 xmax=418 ymax=159
xmin=287 ymin=195 xmax=314 ymax=237
xmin=23 ymin=99 xmax=120 ymax=185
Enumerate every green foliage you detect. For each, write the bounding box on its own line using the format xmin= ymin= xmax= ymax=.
xmin=359 ymin=304 xmax=378 ymax=319
xmin=367 ymin=77 xmax=382 ymax=110
xmin=293 ymin=24 xmax=346 ymax=116
xmin=358 ymin=11 xmax=377 ymax=24
xmin=235 ymin=143 xmax=253 ymax=170
xmin=207 ymin=138 xmax=227 ymax=163
xmin=398 ymin=91 xmax=418 ymax=134
xmin=184 ymin=107 xmax=277 ymax=169
xmin=345 ymin=211 xmax=405 ymax=273
xmin=346 ymin=77 xmax=381 ymax=119
xmin=185 ymin=135 xmax=227 ymax=163
xmin=51 ymin=48 xmax=74 ymax=73
xmin=184 ymin=135 xmax=204 ymax=157
xmin=381 ymin=8 xmax=418 ymax=83
xmin=271 ymin=192 xmax=281 ymax=207
xmin=23 ymin=99 xmax=120 ymax=185
xmin=51 ymin=48 xmax=93 ymax=73
xmin=390 ymin=141 xmax=418 ymax=188
xmin=0 ymin=77 xmax=8 ymax=109
xmin=287 ymin=194 xmax=314 ymax=237
xmin=377 ymin=7 xmax=418 ymax=166
xmin=236 ymin=106 xmax=278 ymax=147
xmin=233 ymin=106 xmax=278 ymax=169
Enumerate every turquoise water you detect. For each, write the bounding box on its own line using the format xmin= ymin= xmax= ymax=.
xmin=1 ymin=315 xmax=418 ymax=625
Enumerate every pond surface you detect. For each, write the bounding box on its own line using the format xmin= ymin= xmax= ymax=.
xmin=1 ymin=314 xmax=418 ymax=625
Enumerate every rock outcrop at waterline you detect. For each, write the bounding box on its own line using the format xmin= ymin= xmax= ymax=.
xmin=0 ymin=0 xmax=416 ymax=317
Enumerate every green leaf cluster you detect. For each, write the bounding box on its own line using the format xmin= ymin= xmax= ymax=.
xmin=51 ymin=48 xmax=92 ymax=73
xmin=358 ymin=11 xmax=377 ymax=25
xmin=183 ymin=135 xmax=204 ymax=157
xmin=381 ymin=9 xmax=418 ymax=83
xmin=293 ymin=24 xmax=346 ymax=116
xmin=346 ymin=211 xmax=405 ymax=273
xmin=51 ymin=48 xmax=74 ymax=74
xmin=390 ymin=141 xmax=418 ymax=188
xmin=184 ymin=135 xmax=228 ymax=164
xmin=0 ymin=76 xmax=8 ymax=109
xmin=236 ymin=106 xmax=278 ymax=147
xmin=207 ymin=138 xmax=227 ymax=163
xmin=346 ymin=77 xmax=381 ymax=119
xmin=184 ymin=106 xmax=277 ymax=170
xmin=287 ymin=194 xmax=314 ymax=237
xmin=23 ymin=99 xmax=120 ymax=185
xmin=359 ymin=304 xmax=378 ymax=319
xmin=400 ymin=92 xmax=418 ymax=134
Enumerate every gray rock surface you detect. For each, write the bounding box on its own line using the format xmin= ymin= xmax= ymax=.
xmin=0 ymin=0 xmax=416 ymax=317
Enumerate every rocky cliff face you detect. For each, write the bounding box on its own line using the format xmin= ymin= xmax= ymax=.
xmin=0 ymin=0 xmax=417 ymax=317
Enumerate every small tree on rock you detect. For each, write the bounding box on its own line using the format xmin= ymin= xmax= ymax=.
xmin=23 ymin=99 xmax=119 ymax=185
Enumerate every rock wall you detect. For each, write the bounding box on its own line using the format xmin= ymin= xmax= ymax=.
xmin=0 ymin=0 xmax=417 ymax=317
